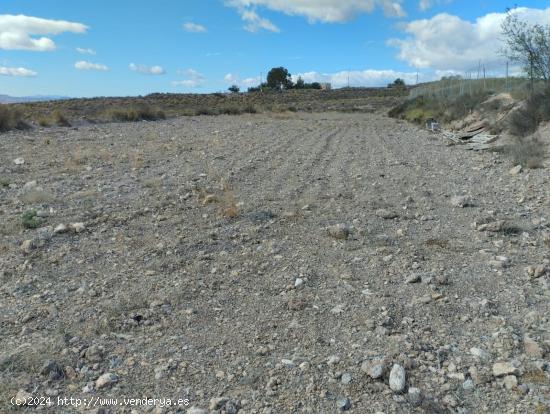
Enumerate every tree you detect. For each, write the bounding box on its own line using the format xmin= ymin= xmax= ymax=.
xmin=388 ymin=78 xmax=406 ymax=88
xmin=309 ymin=82 xmax=322 ymax=90
xmin=228 ymin=85 xmax=240 ymax=93
xmin=502 ymin=8 xmax=550 ymax=82
xmin=295 ymin=76 xmax=305 ymax=89
xmin=267 ymin=67 xmax=293 ymax=90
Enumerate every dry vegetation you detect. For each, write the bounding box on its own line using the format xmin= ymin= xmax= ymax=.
xmin=389 ymin=82 xmax=549 ymax=168
xmin=0 ymin=87 xmax=407 ymax=132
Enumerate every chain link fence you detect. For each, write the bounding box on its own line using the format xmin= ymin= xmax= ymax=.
xmin=409 ymin=60 xmax=531 ymax=100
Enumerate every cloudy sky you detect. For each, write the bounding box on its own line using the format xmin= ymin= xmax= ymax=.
xmin=0 ymin=0 xmax=548 ymax=97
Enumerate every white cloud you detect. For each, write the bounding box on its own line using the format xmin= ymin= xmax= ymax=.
xmin=241 ymin=10 xmax=280 ymax=32
xmin=225 ymin=0 xmax=405 ymax=26
xmin=224 ymin=73 xmax=261 ymax=87
xmin=173 ymin=68 xmax=205 ymax=88
xmin=76 ymin=47 xmax=95 ymax=55
xmin=182 ymin=22 xmax=207 ymax=33
xmin=293 ymin=69 xmax=424 ymax=87
xmin=418 ymin=0 xmax=432 ymax=10
xmin=389 ymin=7 xmax=550 ymax=71
xmin=224 ymin=73 xmax=237 ymax=83
xmin=0 ymin=65 xmax=37 ymax=77
xmin=129 ymin=63 xmax=165 ymax=75
xmin=74 ymin=60 xmax=108 ymax=71
xmin=0 ymin=14 xmax=87 ymax=51
xmin=418 ymin=0 xmax=453 ymax=11
xmin=177 ymin=68 xmax=204 ymax=79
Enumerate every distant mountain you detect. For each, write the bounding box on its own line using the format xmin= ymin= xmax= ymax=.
xmin=0 ymin=94 xmax=70 ymax=104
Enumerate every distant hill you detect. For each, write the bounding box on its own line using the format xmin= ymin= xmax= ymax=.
xmin=0 ymin=94 xmax=69 ymax=104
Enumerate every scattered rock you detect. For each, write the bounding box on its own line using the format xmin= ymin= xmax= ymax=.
xmin=13 ymin=158 xmax=25 ymax=165
xmin=186 ymin=408 xmax=208 ymax=414
xmin=362 ymin=360 xmax=386 ymax=379
xmin=337 ymin=397 xmax=352 ymax=411
xmin=327 ymin=355 xmax=341 ymax=366
xmin=450 ymin=195 xmax=471 ymax=207
xmin=470 ymin=347 xmax=490 ymax=360
xmin=20 ymin=239 xmax=34 ymax=254
xmin=492 ymin=362 xmax=518 ymax=377
xmin=405 ymin=273 xmax=421 ymax=284
xmin=503 ymin=375 xmax=518 ymax=389
xmin=95 ymin=372 xmax=118 ymax=389
xmin=341 ymin=373 xmax=352 ymax=384
xmin=69 ymin=222 xmax=86 ymax=233
xmin=376 ymin=209 xmax=398 ymax=219
xmin=523 ymin=335 xmax=544 ymax=358
xmin=40 ymin=360 xmax=65 ymax=380
xmin=509 ymin=165 xmax=522 ymax=175
xmin=14 ymin=389 xmax=32 ymax=405
xmin=477 ymin=220 xmax=505 ymax=232
xmin=54 ymin=224 xmax=69 ymax=234
xmin=209 ymin=397 xmax=229 ymax=410
xmin=328 ymin=224 xmax=350 ymax=240
xmin=463 ymin=379 xmax=475 ymax=390
xmin=389 ymin=364 xmax=406 ymax=393
xmin=526 ymin=265 xmax=548 ymax=279
xmin=408 ymin=387 xmax=422 ymax=406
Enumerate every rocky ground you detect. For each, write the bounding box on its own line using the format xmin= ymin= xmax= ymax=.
xmin=0 ymin=110 xmax=549 ymax=413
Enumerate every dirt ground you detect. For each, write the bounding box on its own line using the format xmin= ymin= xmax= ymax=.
xmin=1 ymin=111 xmax=549 ymax=413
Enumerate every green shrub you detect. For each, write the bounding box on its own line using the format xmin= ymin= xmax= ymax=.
xmin=21 ymin=210 xmax=40 ymax=229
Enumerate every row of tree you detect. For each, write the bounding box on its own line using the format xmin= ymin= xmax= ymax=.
xmin=228 ymin=67 xmax=323 ymax=93
xmin=229 ymin=9 xmax=550 ymax=95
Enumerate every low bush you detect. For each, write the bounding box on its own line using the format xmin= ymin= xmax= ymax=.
xmin=21 ymin=210 xmax=40 ymax=229
xmin=110 ymin=105 xmax=166 ymax=122
xmin=0 ymin=105 xmax=29 ymax=132
xmin=195 ymin=107 xmax=219 ymax=116
xmin=389 ymin=92 xmax=491 ymax=125
xmin=54 ymin=110 xmax=71 ymax=127
xmin=220 ymin=106 xmax=242 ymax=115
xmin=509 ymin=88 xmax=550 ymax=137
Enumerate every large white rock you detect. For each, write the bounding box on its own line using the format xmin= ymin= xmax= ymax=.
xmin=389 ymin=364 xmax=406 ymax=392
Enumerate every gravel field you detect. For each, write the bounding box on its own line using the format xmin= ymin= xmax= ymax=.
xmin=1 ymin=111 xmax=549 ymax=413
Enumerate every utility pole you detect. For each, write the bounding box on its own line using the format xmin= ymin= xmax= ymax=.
xmin=416 ymin=71 xmax=419 ymax=85
xmin=260 ymin=72 xmax=263 ymax=92
xmin=347 ymin=69 xmax=350 ymax=88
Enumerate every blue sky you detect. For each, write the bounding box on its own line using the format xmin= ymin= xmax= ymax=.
xmin=0 ymin=0 xmax=549 ymax=97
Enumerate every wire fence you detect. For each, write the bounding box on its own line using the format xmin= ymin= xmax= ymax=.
xmin=409 ymin=60 xmax=532 ymax=100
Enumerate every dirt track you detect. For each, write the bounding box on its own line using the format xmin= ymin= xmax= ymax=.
xmin=1 ymin=112 xmax=549 ymax=413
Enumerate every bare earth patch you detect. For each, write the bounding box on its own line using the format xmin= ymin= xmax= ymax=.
xmin=0 ymin=112 xmax=549 ymax=413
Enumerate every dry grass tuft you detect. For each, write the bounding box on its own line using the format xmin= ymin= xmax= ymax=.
xmin=0 ymin=105 xmax=28 ymax=132
xmin=219 ymin=179 xmax=238 ymax=218
xmin=506 ymin=135 xmax=546 ymax=169
xmin=53 ymin=110 xmax=71 ymax=127
xmin=20 ymin=189 xmax=55 ymax=205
